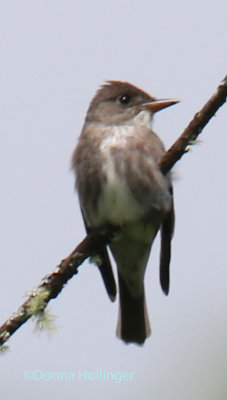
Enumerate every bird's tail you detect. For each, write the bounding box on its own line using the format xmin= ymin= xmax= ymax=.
xmin=116 ymin=272 xmax=151 ymax=345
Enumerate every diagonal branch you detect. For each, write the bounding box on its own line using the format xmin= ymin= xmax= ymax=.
xmin=0 ymin=75 xmax=226 ymax=348
xmin=0 ymin=231 xmax=112 ymax=347
xmin=159 ymin=74 xmax=227 ymax=174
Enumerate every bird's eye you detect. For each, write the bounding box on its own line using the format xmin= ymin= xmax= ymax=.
xmin=118 ymin=95 xmax=131 ymax=104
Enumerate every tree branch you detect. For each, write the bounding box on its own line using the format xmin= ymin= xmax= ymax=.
xmin=159 ymin=74 xmax=227 ymax=174
xmin=0 ymin=75 xmax=226 ymax=348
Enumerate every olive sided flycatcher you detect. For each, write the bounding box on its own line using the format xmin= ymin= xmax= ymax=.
xmin=72 ymin=81 xmax=178 ymax=345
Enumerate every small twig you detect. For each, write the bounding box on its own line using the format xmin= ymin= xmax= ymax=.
xmin=0 ymin=75 xmax=226 ymax=348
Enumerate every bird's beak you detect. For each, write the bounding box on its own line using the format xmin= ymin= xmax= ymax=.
xmin=142 ymin=99 xmax=179 ymax=113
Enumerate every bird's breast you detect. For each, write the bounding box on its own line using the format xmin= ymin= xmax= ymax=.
xmin=96 ymin=125 xmax=144 ymax=225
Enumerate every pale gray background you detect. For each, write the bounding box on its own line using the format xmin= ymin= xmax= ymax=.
xmin=0 ymin=0 xmax=226 ymax=399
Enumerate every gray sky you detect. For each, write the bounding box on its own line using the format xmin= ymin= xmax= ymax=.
xmin=0 ymin=1 xmax=226 ymax=399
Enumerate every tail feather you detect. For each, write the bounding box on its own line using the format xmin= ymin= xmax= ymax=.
xmin=116 ymin=273 xmax=151 ymax=345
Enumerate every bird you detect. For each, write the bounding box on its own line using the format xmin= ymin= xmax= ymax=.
xmin=72 ymin=80 xmax=178 ymax=345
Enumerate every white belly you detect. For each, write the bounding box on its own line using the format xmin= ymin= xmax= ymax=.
xmin=94 ymin=125 xmax=144 ymax=225
xmin=97 ymin=154 xmax=143 ymax=225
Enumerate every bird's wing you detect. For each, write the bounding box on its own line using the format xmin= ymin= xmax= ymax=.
xmin=159 ymin=186 xmax=175 ymax=295
xmin=81 ymin=209 xmax=117 ymax=301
